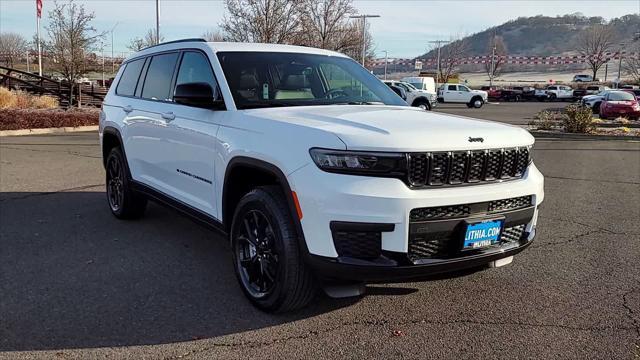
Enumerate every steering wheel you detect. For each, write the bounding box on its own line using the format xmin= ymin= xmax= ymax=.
xmin=325 ymin=89 xmax=350 ymax=100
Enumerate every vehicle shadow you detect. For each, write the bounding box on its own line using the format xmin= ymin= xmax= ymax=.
xmin=0 ymin=191 xmax=360 ymax=351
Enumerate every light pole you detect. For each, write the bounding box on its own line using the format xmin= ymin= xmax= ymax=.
xmin=156 ymin=0 xmax=161 ymax=45
xmin=428 ymin=40 xmax=450 ymax=90
xmin=110 ymin=22 xmax=120 ymax=74
xmin=382 ymin=50 xmax=388 ymax=80
xmin=349 ymin=14 xmax=380 ymax=67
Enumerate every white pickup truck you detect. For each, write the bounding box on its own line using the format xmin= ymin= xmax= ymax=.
xmin=437 ymin=84 xmax=488 ymax=108
xmin=535 ymin=85 xmax=574 ymax=101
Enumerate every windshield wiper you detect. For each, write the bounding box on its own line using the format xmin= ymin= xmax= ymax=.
xmin=334 ymin=101 xmax=384 ymax=105
xmin=239 ymin=102 xmax=299 ymax=109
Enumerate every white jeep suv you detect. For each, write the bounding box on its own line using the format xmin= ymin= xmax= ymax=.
xmin=100 ymin=39 xmax=544 ymax=312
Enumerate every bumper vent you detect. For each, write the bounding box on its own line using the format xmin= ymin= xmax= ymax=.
xmin=407 ymin=147 xmax=530 ymax=187
xmin=330 ymin=222 xmax=394 ymax=260
xmin=410 ymin=195 xmax=533 ymax=222
xmin=408 ymin=224 xmax=527 ymax=261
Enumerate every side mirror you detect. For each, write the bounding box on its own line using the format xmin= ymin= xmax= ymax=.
xmin=174 ymin=82 xmax=225 ymax=109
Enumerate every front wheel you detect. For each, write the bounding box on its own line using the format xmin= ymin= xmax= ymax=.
xmin=469 ymin=97 xmax=484 ymax=108
xmin=231 ymin=186 xmax=317 ymax=312
xmin=413 ymin=99 xmax=431 ymax=111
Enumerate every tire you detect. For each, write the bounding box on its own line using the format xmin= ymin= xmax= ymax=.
xmin=105 ymin=147 xmax=147 ymax=219
xmin=469 ymin=97 xmax=484 ymax=108
xmin=413 ymin=99 xmax=431 ymax=111
xmin=592 ymin=102 xmax=601 ymax=114
xmin=549 ymin=94 xmax=557 ymax=101
xmin=515 ymin=94 xmax=522 ymax=102
xmin=231 ymin=186 xmax=317 ymax=313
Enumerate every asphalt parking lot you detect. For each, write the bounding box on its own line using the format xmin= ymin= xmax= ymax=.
xmin=1 ymin=103 xmax=639 ymax=359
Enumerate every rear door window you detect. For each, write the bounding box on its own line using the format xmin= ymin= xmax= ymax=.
xmin=141 ymin=52 xmax=179 ymax=101
xmin=116 ymin=58 xmax=145 ymax=96
xmin=448 ymin=85 xmax=457 ymax=91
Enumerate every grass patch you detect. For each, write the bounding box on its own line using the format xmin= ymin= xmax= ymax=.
xmin=0 ymin=87 xmax=59 ymax=110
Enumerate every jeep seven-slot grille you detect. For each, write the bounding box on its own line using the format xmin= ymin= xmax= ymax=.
xmin=407 ymin=147 xmax=530 ymax=187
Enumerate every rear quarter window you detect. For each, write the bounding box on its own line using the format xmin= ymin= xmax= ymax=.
xmin=115 ymin=58 xmax=145 ymax=96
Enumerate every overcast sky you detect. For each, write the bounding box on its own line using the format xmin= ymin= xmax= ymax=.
xmin=1 ymin=0 xmax=638 ymax=58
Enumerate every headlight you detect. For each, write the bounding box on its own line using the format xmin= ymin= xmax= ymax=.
xmin=309 ymin=148 xmax=406 ymax=176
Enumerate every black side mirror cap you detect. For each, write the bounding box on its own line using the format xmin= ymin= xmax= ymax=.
xmin=174 ymin=82 xmax=226 ymax=110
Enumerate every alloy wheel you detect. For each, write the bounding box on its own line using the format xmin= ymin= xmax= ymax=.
xmin=235 ymin=209 xmax=279 ymax=298
xmin=107 ymin=155 xmax=124 ymax=212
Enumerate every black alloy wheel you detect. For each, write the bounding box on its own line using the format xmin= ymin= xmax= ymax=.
xmin=234 ymin=209 xmax=280 ymax=298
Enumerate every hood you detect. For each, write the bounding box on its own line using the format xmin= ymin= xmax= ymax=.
xmin=245 ymin=105 xmax=534 ymax=152
xmin=583 ymin=94 xmax=604 ymax=101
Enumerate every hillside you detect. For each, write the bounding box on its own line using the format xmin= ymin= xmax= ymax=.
xmin=419 ymin=13 xmax=639 ymax=58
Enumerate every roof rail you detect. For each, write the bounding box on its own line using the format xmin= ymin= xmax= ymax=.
xmin=141 ymin=38 xmax=207 ymax=51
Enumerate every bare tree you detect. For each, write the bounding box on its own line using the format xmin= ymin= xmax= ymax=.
xmin=485 ymin=35 xmax=508 ymax=78
xmin=127 ymin=29 xmax=164 ymax=52
xmin=0 ymin=32 xmax=28 ymax=67
xmin=577 ymin=24 xmax=615 ymax=80
xmin=202 ymin=29 xmax=225 ymax=42
xmin=437 ymin=36 xmax=469 ymax=83
xmin=45 ymin=0 xmax=103 ymax=106
xmin=221 ymin=0 xmax=300 ymax=43
xmin=296 ymin=0 xmax=354 ymax=49
xmin=623 ymin=43 xmax=640 ymax=82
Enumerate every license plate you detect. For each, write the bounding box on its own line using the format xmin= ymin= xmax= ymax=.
xmin=463 ymin=220 xmax=503 ymax=250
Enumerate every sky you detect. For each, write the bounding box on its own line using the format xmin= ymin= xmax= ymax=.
xmin=1 ymin=0 xmax=638 ymax=58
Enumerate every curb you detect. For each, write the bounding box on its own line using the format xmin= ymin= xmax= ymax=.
xmin=0 ymin=125 xmax=98 ymax=137
xmin=529 ymin=130 xmax=640 ymax=141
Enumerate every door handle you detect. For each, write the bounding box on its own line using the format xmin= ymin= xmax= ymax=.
xmin=161 ymin=111 xmax=176 ymax=121
xmin=123 ymin=105 xmax=133 ymax=113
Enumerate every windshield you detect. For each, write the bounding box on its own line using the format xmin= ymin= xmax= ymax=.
xmin=609 ymin=91 xmax=635 ymax=101
xmin=409 ymin=83 xmax=424 ymax=90
xmin=216 ymin=52 xmax=406 ymax=109
xmin=402 ymin=82 xmax=418 ymax=91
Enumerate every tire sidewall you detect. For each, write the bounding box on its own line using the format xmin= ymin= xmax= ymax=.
xmin=106 ymin=148 xmax=128 ymax=217
xmin=230 ymin=189 xmax=298 ymax=310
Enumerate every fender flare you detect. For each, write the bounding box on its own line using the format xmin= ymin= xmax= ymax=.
xmin=222 ymin=156 xmax=311 ymax=256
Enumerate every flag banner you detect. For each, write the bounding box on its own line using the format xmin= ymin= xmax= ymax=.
xmin=36 ymin=0 xmax=42 ymax=18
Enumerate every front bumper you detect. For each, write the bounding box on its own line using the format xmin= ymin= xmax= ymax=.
xmin=288 ymin=162 xmax=544 ymax=280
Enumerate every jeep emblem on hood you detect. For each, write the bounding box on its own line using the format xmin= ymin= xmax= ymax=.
xmin=468 ymin=137 xmax=484 ymax=143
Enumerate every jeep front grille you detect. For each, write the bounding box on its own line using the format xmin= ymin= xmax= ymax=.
xmin=407 ymin=147 xmax=530 ymax=187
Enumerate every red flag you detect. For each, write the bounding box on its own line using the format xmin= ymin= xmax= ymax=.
xmin=36 ymin=0 xmax=42 ymax=18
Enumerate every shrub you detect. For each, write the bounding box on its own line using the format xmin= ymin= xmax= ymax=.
xmin=529 ymin=110 xmax=560 ymax=130
xmin=0 ymin=87 xmax=59 ymax=110
xmin=563 ymin=104 xmax=595 ymax=133
xmin=0 ymin=87 xmax=17 ymax=109
xmin=0 ymin=109 xmax=99 ymax=130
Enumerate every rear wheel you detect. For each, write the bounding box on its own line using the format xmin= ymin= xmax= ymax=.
xmin=105 ymin=147 xmax=147 ymax=219
xmin=549 ymin=94 xmax=557 ymax=101
xmin=592 ymin=102 xmax=601 ymax=114
xmin=231 ymin=186 xmax=317 ymax=312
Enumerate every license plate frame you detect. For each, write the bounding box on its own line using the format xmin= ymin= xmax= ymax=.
xmin=460 ymin=217 xmax=505 ymax=251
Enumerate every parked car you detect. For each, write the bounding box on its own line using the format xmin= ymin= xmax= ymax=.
xmin=437 ymin=83 xmax=488 ymax=108
xmin=100 ymin=39 xmax=544 ymax=312
xmin=599 ymin=90 xmax=640 ymax=120
xmin=581 ymin=90 xmax=614 ymax=113
xmin=384 ymin=80 xmax=437 ymax=110
xmin=401 ymin=76 xmax=436 ymax=94
xmin=573 ymin=74 xmax=594 ymax=82
xmin=620 ymin=85 xmax=639 ymax=90
xmin=573 ymin=85 xmax=610 ymax=98
xmin=511 ymin=86 xmax=537 ymax=101
xmin=536 ymin=85 xmax=574 ymax=101
xmin=481 ymin=86 xmax=502 ymax=99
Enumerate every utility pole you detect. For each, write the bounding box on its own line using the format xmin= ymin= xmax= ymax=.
xmin=110 ymin=22 xmax=120 ymax=74
xmin=428 ymin=40 xmax=450 ymax=90
xmin=489 ymin=44 xmax=496 ymax=87
xmin=617 ymin=43 xmax=624 ymax=88
xmin=382 ymin=50 xmax=388 ymax=80
xmin=101 ymin=41 xmax=106 ymax=86
xmin=26 ymin=51 xmax=30 ymax=73
xmin=350 ymin=14 xmax=380 ymax=67
xmin=156 ymin=0 xmax=161 ymax=45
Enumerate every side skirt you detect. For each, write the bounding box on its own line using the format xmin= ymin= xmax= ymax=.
xmin=131 ymin=180 xmax=227 ymax=236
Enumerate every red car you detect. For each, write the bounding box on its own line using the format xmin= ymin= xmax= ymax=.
xmin=599 ymin=90 xmax=640 ymax=120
